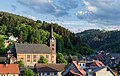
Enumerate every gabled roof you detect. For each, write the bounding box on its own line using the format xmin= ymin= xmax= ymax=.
xmin=0 ymin=64 xmax=20 ymax=74
xmin=15 ymin=43 xmax=54 ymax=54
xmin=93 ymin=66 xmax=106 ymax=72
xmin=93 ymin=61 xmax=105 ymax=67
xmin=69 ymin=70 xmax=83 ymax=76
xmin=35 ymin=63 xmax=65 ymax=72
xmin=72 ymin=61 xmax=86 ymax=75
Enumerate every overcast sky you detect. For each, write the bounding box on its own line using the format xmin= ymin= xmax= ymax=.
xmin=1 ymin=0 xmax=120 ymax=33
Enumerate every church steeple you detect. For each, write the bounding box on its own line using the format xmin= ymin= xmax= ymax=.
xmin=50 ymin=25 xmax=54 ymax=38
xmin=49 ymin=24 xmax=56 ymax=63
xmin=49 ymin=24 xmax=56 ymax=54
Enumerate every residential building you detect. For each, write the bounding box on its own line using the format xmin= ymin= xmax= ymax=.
xmin=34 ymin=63 xmax=65 ymax=76
xmin=62 ymin=61 xmax=86 ymax=76
xmin=0 ymin=64 xmax=20 ymax=76
xmin=92 ymin=66 xmax=116 ymax=76
xmin=9 ymin=35 xmax=18 ymax=42
xmin=78 ymin=60 xmax=116 ymax=76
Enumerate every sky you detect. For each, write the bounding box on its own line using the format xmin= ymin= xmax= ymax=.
xmin=1 ymin=0 xmax=120 ymax=33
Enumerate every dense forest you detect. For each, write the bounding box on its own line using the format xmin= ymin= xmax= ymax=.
xmin=0 ymin=11 xmax=94 ymax=57
xmin=76 ymin=29 xmax=120 ymax=53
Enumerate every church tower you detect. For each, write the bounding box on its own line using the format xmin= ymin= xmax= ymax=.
xmin=49 ymin=25 xmax=56 ymax=63
xmin=49 ymin=25 xmax=56 ymax=53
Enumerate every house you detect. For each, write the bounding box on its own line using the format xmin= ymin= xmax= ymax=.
xmin=62 ymin=61 xmax=86 ymax=76
xmin=92 ymin=66 xmax=116 ymax=76
xmin=34 ymin=63 xmax=65 ymax=76
xmin=9 ymin=35 xmax=18 ymax=42
xmin=9 ymin=25 xmax=56 ymax=66
xmin=78 ymin=60 xmax=116 ymax=76
xmin=0 ymin=64 xmax=20 ymax=76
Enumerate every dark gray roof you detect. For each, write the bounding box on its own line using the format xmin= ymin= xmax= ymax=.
xmin=15 ymin=43 xmax=54 ymax=54
xmin=93 ymin=66 xmax=106 ymax=72
xmin=35 ymin=63 xmax=65 ymax=72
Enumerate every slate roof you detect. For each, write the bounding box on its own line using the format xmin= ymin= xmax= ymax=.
xmin=69 ymin=70 xmax=83 ymax=76
xmin=15 ymin=43 xmax=54 ymax=54
xmin=0 ymin=64 xmax=20 ymax=74
xmin=93 ymin=61 xmax=105 ymax=67
xmin=35 ymin=63 xmax=65 ymax=72
xmin=93 ymin=66 xmax=106 ymax=72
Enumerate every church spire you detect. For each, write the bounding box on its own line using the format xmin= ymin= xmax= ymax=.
xmin=49 ymin=24 xmax=56 ymax=51
xmin=50 ymin=24 xmax=54 ymax=38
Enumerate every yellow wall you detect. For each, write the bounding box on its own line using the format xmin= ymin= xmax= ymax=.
xmin=0 ymin=74 xmax=19 ymax=76
xmin=95 ymin=67 xmax=114 ymax=76
xmin=17 ymin=53 xmax=56 ymax=66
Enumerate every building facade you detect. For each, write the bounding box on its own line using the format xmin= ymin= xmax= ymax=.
xmin=10 ymin=25 xmax=56 ymax=66
xmin=34 ymin=63 xmax=65 ymax=76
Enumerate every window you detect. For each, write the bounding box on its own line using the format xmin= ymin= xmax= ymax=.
xmin=33 ymin=55 xmax=36 ymax=58
xmin=46 ymin=55 xmax=49 ymax=58
xmin=27 ymin=55 xmax=30 ymax=62
xmin=52 ymin=48 xmax=54 ymax=50
xmin=54 ymin=72 xmax=57 ymax=75
xmin=83 ymin=64 xmax=84 ymax=66
xmin=20 ymin=58 xmax=24 ymax=61
xmin=40 ymin=73 xmax=43 ymax=75
xmin=27 ymin=59 xmax=30 ymax=62
xmin=27 ymin=55 xmax=30 ymax=58
xmin=47 ymin=72 xmax=50 ymax=75
xmin=52 ymin=44 xmax=54 ymax=46
xmin=33 ymin=55 xmax=36 ymax=62
xmin=52 ymin=61 xmax=54 ymax=63
xmin=52 ymin=56 xmax=54 ymax=58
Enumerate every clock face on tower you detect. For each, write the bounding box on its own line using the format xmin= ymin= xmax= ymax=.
xmin=52 ymin=39 xmax=54 ymax=42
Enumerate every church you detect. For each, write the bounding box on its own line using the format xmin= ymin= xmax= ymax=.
xmin=8 ymin=25 xmax=56 ymax=66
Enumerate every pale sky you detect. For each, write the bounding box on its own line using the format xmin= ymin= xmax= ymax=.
xmin=1 ymin=0 xmax=120 ymax=33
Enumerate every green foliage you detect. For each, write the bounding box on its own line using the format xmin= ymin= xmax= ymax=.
xmin=0 ymin=11 xmax=94 ymax=56
xmin=0 ymin=38 xmax=7 ymax=55
xmin=24 ymin=68 xmax=38 ymax=76
xmin=77 ymin=29 xmax=120 ymax=53
xmin=57 ymin=52 xmax=68 ymax=65
xmin=38 ymin=56 xmax=48 ymax=63
xmin=14 ymin=60 xmax=24 ymax=67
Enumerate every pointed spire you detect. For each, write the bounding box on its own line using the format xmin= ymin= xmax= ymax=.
xmin=50 ymin=24 xmax=54 ymax=38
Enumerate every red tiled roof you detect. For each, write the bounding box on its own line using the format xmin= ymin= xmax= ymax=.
xmin=0 ymin=64 xmax=20 ymax=74
xmin=70 ymin=70 xmax=83 ymax=76
xmin=93 ymin=61 xmax=105 ymax=67
xmin=72 ymin=61 xmax=86 ymax=75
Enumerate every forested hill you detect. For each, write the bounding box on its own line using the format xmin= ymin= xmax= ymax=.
xmin=0 ymin=11 xmax=94 ymax=56
xmin=76 ymin=29 xmax=120 ymax=53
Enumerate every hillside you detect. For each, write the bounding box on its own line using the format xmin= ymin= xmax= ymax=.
xmin=0 ymin=11 xmax=94 ymax=56
xmin=76 ymin=29 xmax=120 ymax=53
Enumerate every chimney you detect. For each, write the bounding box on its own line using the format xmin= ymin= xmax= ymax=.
xmin=77 ymin=61 xmax=79 ymax=65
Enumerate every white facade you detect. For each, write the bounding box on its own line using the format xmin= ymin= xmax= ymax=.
xmin=38 ymin=72 xmax=62 ymax=76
